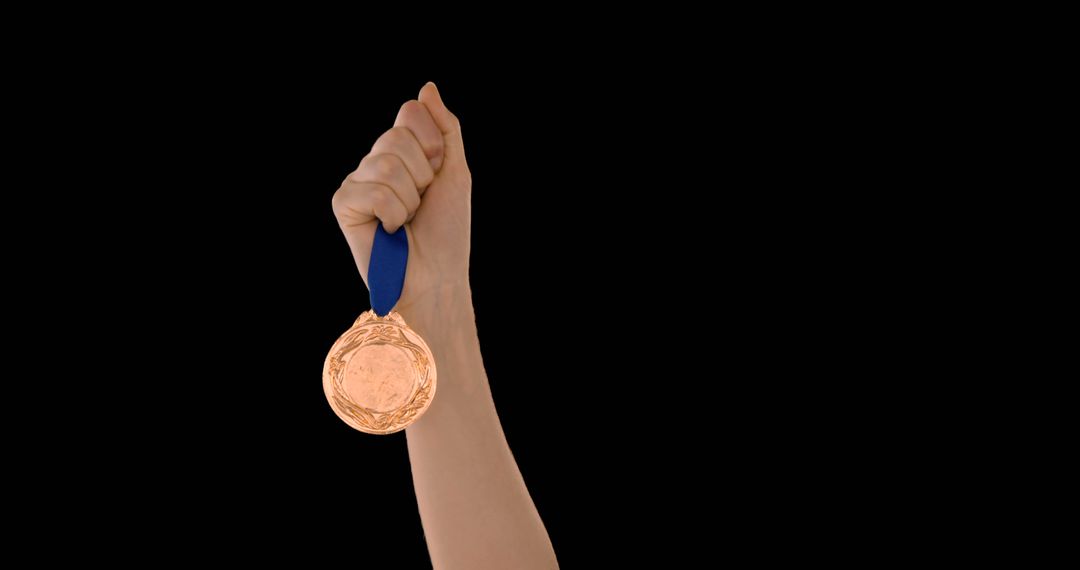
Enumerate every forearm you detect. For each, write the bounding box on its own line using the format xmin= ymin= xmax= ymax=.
xmin=401 ymin=286 xmax=558 ymax=570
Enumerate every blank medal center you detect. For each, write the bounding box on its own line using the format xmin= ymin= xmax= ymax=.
xmin=345 ymin=344 xmax=415 ymax=412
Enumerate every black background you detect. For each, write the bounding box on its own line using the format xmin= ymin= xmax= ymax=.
xmin=225 ymin=72 xmax=721 ymax=566
xmin=12 ymin=55 xmax=869 ymax=565
xmin=232 ymin=74 xmax=643 ymax=566
xmin=0 ymin=8 xmax=980 ymax=561
xmin=42 ymin=68 xmax=718 ymax=566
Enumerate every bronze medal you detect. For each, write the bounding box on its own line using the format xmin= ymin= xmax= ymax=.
xmin=323 ymin=310 xmax=437 ymax=434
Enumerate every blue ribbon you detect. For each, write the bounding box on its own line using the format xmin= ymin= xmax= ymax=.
xmin=368 ymin=224 xmax=409 ymax=316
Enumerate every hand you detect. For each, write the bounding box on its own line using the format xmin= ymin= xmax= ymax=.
xmin=332 ymin=82 xmax=472 ymax=324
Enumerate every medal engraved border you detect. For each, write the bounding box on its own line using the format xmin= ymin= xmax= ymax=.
xmin=324 ymin=311 xmax=437 ymax=434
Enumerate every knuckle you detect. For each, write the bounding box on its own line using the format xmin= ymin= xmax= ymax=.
xmin=357 ymin=154 xmax=394 ymax=180
xmin=332 ymin=183 xmax=363 ymax=215
xmin=368 ymin=186 xmax=388 ymax=207
xmin=390 ymin=208 xmax=407 ymax=228
xmin=382 ymin=126 xmax=409 ymax=147
xmin=418 ymin=168 xmax=434 ymax=187
xmin=375 ymin=154 xmax=399 ymax=177
xmin=348 ymin=161 xmax=371 ymax=182
xmin=404 ymin=193 xmax=420 ymax=212
xmin=331 ymin=187 xmax=346 ymax=214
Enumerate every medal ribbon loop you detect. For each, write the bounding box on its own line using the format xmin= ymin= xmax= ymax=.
xmin=368 ymin=224 xmax=408 ymax=317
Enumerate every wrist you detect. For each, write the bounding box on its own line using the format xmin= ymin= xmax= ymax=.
xmin=398 ymin=282 xmax=491 ymax=423
xmin=396 ymin=281 xmax=476 ymax=348
xmin=397 ymin=281 xmax=487 ymax=403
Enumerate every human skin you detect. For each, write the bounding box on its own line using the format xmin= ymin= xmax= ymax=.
xmin=332 ymin=82 xmax=559 ymax=570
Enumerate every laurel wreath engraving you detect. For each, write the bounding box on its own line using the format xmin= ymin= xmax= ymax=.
xmin=325 ymin=312 xmax=436 ymax=434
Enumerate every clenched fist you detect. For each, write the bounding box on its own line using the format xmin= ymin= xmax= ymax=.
xmin=332 ymin=82 xmax=472 ymax=318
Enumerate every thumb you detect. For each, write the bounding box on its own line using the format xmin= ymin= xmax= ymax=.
xmin=418 ymin=82 xmax=467 ymax=169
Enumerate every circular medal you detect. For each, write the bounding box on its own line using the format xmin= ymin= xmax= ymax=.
xmin=323 ymin=310 xmax=437 ymax=434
